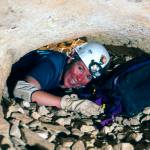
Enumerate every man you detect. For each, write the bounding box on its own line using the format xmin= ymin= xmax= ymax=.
xmin=78 ymin=52 xmax=150 ymax=127
xmin=6 ymin=42 xmax=110 ymax=116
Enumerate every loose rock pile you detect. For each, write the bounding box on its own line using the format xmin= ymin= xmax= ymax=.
xmin=1 ymin=98 xmax=150 ymax=150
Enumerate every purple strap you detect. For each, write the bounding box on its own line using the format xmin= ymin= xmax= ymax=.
xmin=94 ymin=97 xmax=122 ymax=128
xmin=95 ymin=97 xmax=103 ymax=105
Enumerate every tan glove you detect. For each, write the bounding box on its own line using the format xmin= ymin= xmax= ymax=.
xmin=13 ymin=80 xmax=38 ymax=102
xmin=60 ymin=94 xmax=104 ymax=117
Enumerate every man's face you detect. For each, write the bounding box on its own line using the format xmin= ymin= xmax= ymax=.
xmin=63 ymin=60 xmax=92 ymax=88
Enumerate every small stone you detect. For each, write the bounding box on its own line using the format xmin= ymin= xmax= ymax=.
xmin=129 ymin=118 xmax=140 ymax=126
xmin=101 ymin=126 xmax=113 ymax=134
xmin=114 ymin=125 xmax=124 ymax=132
xmin=88 ymin=148 xmax=98 ymax=150
xmin=28 ymin=120 xmax=41 ymax=128
xmin=6 ymin=104 xmax=25 ymax=118
xmin=80 ymin=125 xmax=96 ymax=133
xmin=41 ymin=123 xmax=70 ymax=135
xmin=56 ymin=145 xmax=70 ymax=150
xmin=56 ymin=110 xmax=70 ymax=117
xmin=144 ymin=139 xmax=150 ymax=143
xmin=141 ymin=115 xmax=150 ymax=123
xmin=56 ymin=117 xmax=71 ymax=126
xmin=117 ymin=133 xmax=126 ymax=140
xmin=48 ymin=134 xmax=57 ymax=142
xmin=143 ymin=107 xmax=150 ymax=115
xmin=0 ymin=136 xmax=16 ymax=150
xmin=123 ymin=119 xmax=131 ymax=126
xmin=11 ymin=112 xmax=33 ymax=124
xmin=108 ymin=132 xmax=117 ymax=138
xmin=115 ymin=116 xmax=123 ymax=124
xmin=39 ymin=114 xmax=53 ymax=123
xmin=31 ymin=112 xmax=41 ymax=120
xmin=38 ymin=106 xmax=49 ymax=116
xmin=100 ymin=144 xmax=113 ymax=150
xmin=21 ymin=101 xmax=30 ymax=108
xmin=86 ymin=139 xmax=95 ymax=148
xmin=91 ymin=129 xmax=99 ymax=137
xmin=72 ymin=140 xmax=85 ymax=150
xmin=10 ymin=120 xmax=21 ymax=138
xmin=82 ymin=118 xmax=93 ymax=125
xmin=0 ymin=115 xmax=11 ymax=136
xmin=125 ymin=56 xmax=133 ymax=61
xmin=63 ymin=140 xmax=74 ymax=148
xmin=72 ymin=128 xmax=84 ymax=137
xmin=36 ymin=130 xmax=49 ymax=139
xmin=21 ymin=127 xmax=55 ymax=150
xmin=11 ymin=137 xmax=26 ymax=146
xmin=130 ymin=132 xmax=143 ymax=142
xmin=113 ymin=143 xmax=134 ymax=150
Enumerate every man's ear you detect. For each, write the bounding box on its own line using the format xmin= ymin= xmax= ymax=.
xmin=67 ymin=57 xmax=73 ymax=64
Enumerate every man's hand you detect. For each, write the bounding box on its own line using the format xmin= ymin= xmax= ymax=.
xmin=61 ymin=94 xmax=104 ymax=117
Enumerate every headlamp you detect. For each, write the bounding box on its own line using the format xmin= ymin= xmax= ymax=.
xmin=89 ymin=60 xmax=102 ymax=78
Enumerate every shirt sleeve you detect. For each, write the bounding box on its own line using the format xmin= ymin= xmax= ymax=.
xmin=27 ymin=58 xmax=56 ymax=90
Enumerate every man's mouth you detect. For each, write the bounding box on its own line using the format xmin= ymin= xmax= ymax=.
xmin=70 ymin=78 xmax=78 ymax=85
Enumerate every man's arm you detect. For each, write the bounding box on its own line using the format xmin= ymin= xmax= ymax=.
xmin=14 ymin=76 xmax=103 ymax=117
xmin=31 ymin=90 xmax=61 ymax=108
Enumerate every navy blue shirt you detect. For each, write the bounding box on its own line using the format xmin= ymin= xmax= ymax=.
xmin=7 ymin=50 xmax=68 ymax=96
xmin=27 ymin=50 xmax=67 ymax=91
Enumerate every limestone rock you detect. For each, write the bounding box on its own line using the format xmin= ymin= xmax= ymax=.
xmin=129 ymin=132 xmax=143 ymax=142
xmin=21 ymin=127 xmax=55 ymax=150
xmin=0 ymin=116 xmax=10 ymax=136
xmin=11 ymin=137 xmax=26 ymax=147
xmin=100 ymin=145 xmax=113 ymax=150
xmin=56 ymin=117 xmax=72 ymax=126
xmin=71 ymin=128 xmax=84 ymax=137
xmin=80 ymin=125 xmax=96 ymax=133
xmin=9 ymin=119 xmax=21 ymax=138
xmin=72 ymin=140 xmax=85 ymax=150
xmin=38 ymin=106 xmax=49 ymax=116
xmin=11 ymin=112 xmax=33 ymax=124
xmin=36 ymin=130 xmax=49 ymax=139
xmin=41 ymin=123 xmax=70 ymax=135
xmin=113 ymin=143 xmax=134 ymax=150
xmin=6 ymin=103 xmax=25 ymax=118
xmin=143 ymin=107 xmax=150 ymax=115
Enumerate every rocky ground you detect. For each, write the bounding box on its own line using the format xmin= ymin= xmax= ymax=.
xmin=0 ymin=98 xmax=150 ymax=150
xmin=0 ymin=39 xmax=149 ymax=150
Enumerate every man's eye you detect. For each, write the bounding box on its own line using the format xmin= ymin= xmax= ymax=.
xmin=87 ymin=75 xmax=92 ymax=81
xmin=78 ymin=66 xmax=83 ymax=72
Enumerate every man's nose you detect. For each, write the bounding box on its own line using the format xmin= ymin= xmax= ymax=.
xmin=77 ymin=74 xmax=84 ymax=82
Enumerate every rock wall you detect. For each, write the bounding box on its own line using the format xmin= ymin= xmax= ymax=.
xmin=0 ymin=0 xmax=150 ymax=98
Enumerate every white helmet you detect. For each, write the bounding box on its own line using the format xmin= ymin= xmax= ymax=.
xmin=74 ymin=42 xmax=110 ymax=78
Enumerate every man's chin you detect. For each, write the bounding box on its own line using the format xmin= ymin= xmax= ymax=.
xmin=63 ymin=83 xmax=72 ymax=89
xmin=65 ymin=84 xmax=78 ymax=89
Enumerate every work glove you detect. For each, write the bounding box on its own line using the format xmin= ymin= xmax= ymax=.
xmin=60 ymin=94 xmax=104 ymax=117
xmin=13 ymin=80 xmax=38 ymax=102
